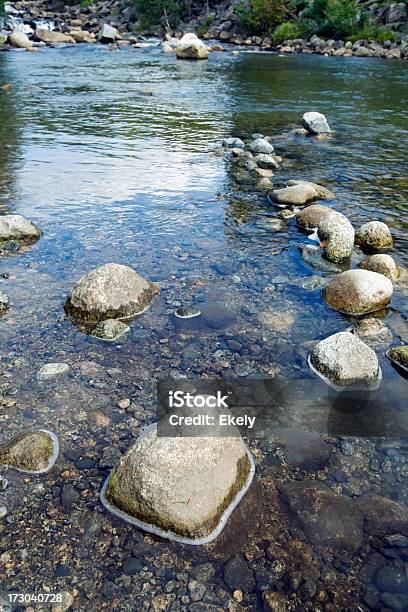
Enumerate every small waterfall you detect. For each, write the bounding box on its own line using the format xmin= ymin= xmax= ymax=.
xmin=1 ymin=2 xmax=55 ymax=36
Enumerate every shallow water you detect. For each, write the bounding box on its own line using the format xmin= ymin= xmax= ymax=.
xmin=1 ymin=44 xmax=408 ymax=609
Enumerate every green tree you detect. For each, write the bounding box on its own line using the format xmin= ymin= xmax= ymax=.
xmin=133 ymin=0 xmax=184 ymax=29
xmin=237 ymin=0 xmax=289 ymax=35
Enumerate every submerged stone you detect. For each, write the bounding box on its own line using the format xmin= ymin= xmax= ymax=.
xmin=0 ymin=430 xmax=59 ymax=474
xmin=309 ymin=331 xmax=380 ymax=388
xmin=351 ymin=318 xmax=393 ymax=349
xmin=0 ymin=215 xmax=42 ymax=242
xmin=37 ymin=363 xmax=70 ymax=380
xmin=92 ymin=319 xmax=130 ymax=341
xmin=279 ymin=480 xmax=363 ymax=552
xmin=222 ymin=137 xmax=245 ymax=148
xmin=65 ymin=263 xmax=159 ymax=322
xmin=322 ymin=269 xmax=393 ymax=315
xmin=174 ymin=306 xmax=201 ymax=319
xmin=102 ymin=424 xmax=254 ymax=543
xmin=302 ymin=112 xmax=331 ymax=135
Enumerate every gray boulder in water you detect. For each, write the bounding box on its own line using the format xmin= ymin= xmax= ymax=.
xmin=302 ymin=112 xmax=331 ymax=135
xmin=318 ymin=211 xmax=355 ymax=262
xmin=98 ymin=24 xmax=120 ymax=44
xmin=322 ymin=269 xmax=393 ymax=315
xmin=309 ymin=331 xmax=380 ymax=388
xmin=65 ymin=263 xmax=159 ymax=322
xmin=8 ymin=30 xmax=33 ymax=49
xmin=103 ymin=424 xmax=254 ymax=542
xmin=176 ymin=33 xmax=209 ymax=60
xmin=0 ymin=215 xmax=42 ymax=242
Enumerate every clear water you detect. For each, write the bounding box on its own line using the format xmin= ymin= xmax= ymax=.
xmin=1 ymin=46 xmax=407 ymax=383
xmin=1 ymin=44 xmax=408 ymax=605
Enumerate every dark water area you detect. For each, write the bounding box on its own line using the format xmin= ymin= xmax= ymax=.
xmin=0 ymin=44 xmax=408 ymax=610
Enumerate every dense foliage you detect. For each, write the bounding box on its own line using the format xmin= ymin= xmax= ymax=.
xmin=0 ymin=0 xmax=5 ymax=15
xmin=236 ymin=0 xmax=289 ymax=35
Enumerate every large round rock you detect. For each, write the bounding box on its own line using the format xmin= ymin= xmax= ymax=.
xmin=270 ymin=183 xmax=318 ymax=206
xmin=358 ymin=254 xmax=399 ymax=281
xmin=0 ymin=215 xmax=42 ymax=242
xmin=176 ymin=33 xmax=209 ymax=60
xmin=318 ymin=211 xmax=354 ymax=262
xmin=355 ymin=221 xmax=393 ymax=251
xmin=310 ymin=331 xmax=380 ymax=387
xmin=105 ymin=425 xmax=252 ymax=540
xmin=322 ymin=269 xmax=393 ymax=315
xmin=66 ymin=263 xmax=159 ymax=322
xmin=296 ymin=204 xmax=332 ymax=229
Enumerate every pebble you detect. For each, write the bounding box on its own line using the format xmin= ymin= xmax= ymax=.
xmin=117 ymin=398 xmax=131 ymax=409
xmin=174 ymin=306 xmax=201 ymax=319
xmin=340 ymin=441 xmax=355 ymax=456
xmin=60 ymin=484 xmax=80 ymax=509
xmin=37 ymin=362 xmax=70 ymax=380
xmin=0 ymin=475 xmax=8 ymax=491
xmin=223 ymin=555 xmax=255 ymax=592
xmin=188 ymin=580 xmax=206 ymax=602
xmin=386 ymin=535 xmax=408 ymax=548
xmin=0 ymin=506 xmax=8 ymax=519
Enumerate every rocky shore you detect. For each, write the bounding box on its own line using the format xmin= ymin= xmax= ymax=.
xmin=1 ymin=0 xmax=407 ymax=59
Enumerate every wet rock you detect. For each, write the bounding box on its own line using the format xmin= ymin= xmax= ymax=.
xmin=279 ymin=480 xmax=363 ymax=552
xmin=222 ymin=137 xmax=245 ymax=148
xmin=318 ymin=211 xmax=355 ymax=262
xmin=288 ymin=180 xmax=335 ymax=200
xmin=357 ymin=495 xmax=408 ymax=537
xmin=309 ymin=331 xmax=380 ymax=388
xmin=223 ymin=555 xmax=255 ymax=592
xmin=322 ymin=269 xmax=393 ymax=315
xmin=351 ymin=317 xmax=393 ymax=349
xmin=355 ymin=221 xmax=393 ymax=251
xmin=0 ymin=292 xmax=9 ymax=313
xmin=105 ymin=424 xmax=252 ymax=540
xmin=249 ymin=138 xmax=274 ymax=155
xmin=386 ymin=534 xmax=408 ymax=548
xmin=174 ymin=306 xmax=201 ymax=319
xmin=262 ymin=591 xmax=288 ymax=611
xmin=122 ymin=557 xmax=143 ymax=575
xmin=359 ymin=253 xmax=399 ymax=281
xmin=0 ymin=506 xmax=7 ymax=519
xmin=296 ymin=204 xmax=332 ymax=229
xmin=98 ymin=24 xmax=120 ymax=43
xmin=91 ymin=319 xmax=130 ymax=341
xmin=302 ymin=111 xmax=331 ymax=135
xmin=176 ymin=33 xmax=209 ymax=60
xmin=8 ymin=30 xmax=32 ymax=49
xmin=35 ymin=29 xmax=75 ymax=44
xmin=270 ymin=183 xmax=318 ymax=206
xmin=258 ymin=308 xmax=294 ymax=332
xmin=69 ymin=30 xmax=95 ymax=44
xmin=388 ymin=346 xmax=408 ymax=369
xmin=0 ymin=214 xmax=42 ymax=242
xmin=65 ymin=263 xmax=159 ymax=322
xmin=0 ymin=430 xmax=58 ymax=474
xmin=253 ymin=153 xmax=279 ymax=169
xmin=51 ymin=590 xmax=74 ymax=612
xmin=37 ymin=363 xmax=70 ymax=380
xmin=299 ymin=244 xmax=344 ymax=273
xmin=375 ymin=561 xmax=408 ymax=594
xmin=60 ymin=484 xmax=80 ymax=509
xmin=188 ymin=580 xmax=206 ymax=601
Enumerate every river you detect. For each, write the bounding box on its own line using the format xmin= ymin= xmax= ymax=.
xmin=1 ymin=44 xmax=408 ymax=610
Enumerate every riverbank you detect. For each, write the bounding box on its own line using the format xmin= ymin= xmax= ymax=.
xmin=1 ymin=0 xmax=407 ymax=60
